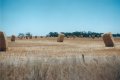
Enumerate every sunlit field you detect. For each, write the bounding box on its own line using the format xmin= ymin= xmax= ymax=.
xmin=0 ymin=37 xmax=120 ymax=80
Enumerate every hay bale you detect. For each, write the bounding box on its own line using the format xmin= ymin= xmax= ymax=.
xmin=11 ymin=35 xmax=15 ymax=42
xmin=29 ymin=36 xmax=32 ymax=39
xmin=66 ymin=36 xmax=69 ymax=38
xmin=57 ymin=34 xmax=64 ymax=42
xmin=40 ymin=36 xmax=43 ymax=38
xmin=0 ymin=31 xmax=8 ymax=51
xmin=35 ymin=36 xmax=37 ymax=38
xmin=91 ymin=35 xmax=95 ymax=39
xmin=102 ymin=32 xmax=114 ymax=47
xmin=26 ymin=36 xmax=28 ymax=39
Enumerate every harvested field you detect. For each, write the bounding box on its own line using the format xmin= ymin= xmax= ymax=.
xmin=2 ymin=37 xmax=120 ymax=56
xmin=0 ymin=37 xmax=120 ymax=80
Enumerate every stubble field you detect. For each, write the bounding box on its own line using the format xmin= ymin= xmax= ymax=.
xmin=0 ymin=37 xmax=120 ymax=80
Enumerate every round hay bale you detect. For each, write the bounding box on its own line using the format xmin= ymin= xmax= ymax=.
xmin=35 ymin=36 xmax=37 ymax=39
xmin=0 ymin=31 xmax=8 ymax=51
xmin=66 ymin=36 xmax=69 ymax=38
xmin=40 ymin=36 xmax=43 ymax=38
xmin=57 ymin=34 xmax=64 ymax=42
xmin=29 ymin=36 xmax=32 ymax=39
xmin=11 ymin=35 xmax=15 ymax=42
xmin=26 ymin=36 xmax=28 ymax=39
xmin=102 ymin=32 xmax=114 ymax=47
xmin=91 ymin=35 xmax=95 ymax=39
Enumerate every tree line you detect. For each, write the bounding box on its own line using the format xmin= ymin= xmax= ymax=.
xmin=18 ymin=32 xmax=32 ymax=39
xmin=18 ymin=31 xmax=120 ymax=38
xmin=47 ymin=31 xmax=120 ymax=38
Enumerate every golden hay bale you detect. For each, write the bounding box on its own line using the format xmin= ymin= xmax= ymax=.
xmin=102 ymin=32 xmax=114 ymax=47
xmin=0 ymin=31 xmax=8 ymax=51
xmin=11 ymin=35 xmax=15 ymax=42
xmin=57 ymin=34 xmax=65 ymax=42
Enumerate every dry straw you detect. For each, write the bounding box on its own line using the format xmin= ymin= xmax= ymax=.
xmin=0 ymin=31 xmax=8 ymax=51
xmin=57 ymin=34 xmax=65 ymax=42
xmin=11 ymin=35 xmax=15 ymax=42
xmin=102 ymin=32 xmax=114 ymax=47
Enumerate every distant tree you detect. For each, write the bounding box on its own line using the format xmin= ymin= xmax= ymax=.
xmin=49 ymin=32 xmax=58 ymax=37
xmin=26 ymin=32 xmax=32 ymax=39
xmin=49 ymin=32 xmax=54 ymax=37
xmin=117 ymin=33 xmax=120 ymax=37
xmin=26 ymin=32 xmax=32 ymax=37
xmin=54 ymin=32 xmax=59 ymax=37
xmin=47 ymin=31 xmax=120 ymax=38
xmin=73 ymin=31 xmax=81 ymax=37
xmin=18 ymin=33 xmax=24 ymax=39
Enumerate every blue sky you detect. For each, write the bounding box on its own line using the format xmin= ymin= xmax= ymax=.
xmin=0 ymin=0 xmax=120 ymax=36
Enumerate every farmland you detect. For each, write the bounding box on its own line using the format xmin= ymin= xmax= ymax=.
xmin=0 ymin=37 xmax=120 ymax=80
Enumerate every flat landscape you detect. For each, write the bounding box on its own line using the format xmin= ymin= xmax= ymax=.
xmin=1 ymin=0 xmax=120 ymax=79
xmin=1 ymin=37 xmax=120 ymax=57
xmin=0 ymin=37 xmax=120 ymax=80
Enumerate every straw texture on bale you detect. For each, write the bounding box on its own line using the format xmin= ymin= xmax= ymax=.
xmin=11 ymin=35 xmax=15 ymax=42
xmin=102 ymin=33 xmax=114 ymax=47
xmin=0 ymin=31 xmax=8 ymax=51
xmin=57 ymin=34 xmax=65 ymax=42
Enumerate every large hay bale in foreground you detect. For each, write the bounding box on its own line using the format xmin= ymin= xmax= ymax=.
xmin=11 ymin=35 xmax=15 ymax=42
xmin=57 ymin=34 xmax=65 ymax=42
xmin=102 ymin=32 xmax=114 ymax=47
xmin=0 ymin=31 xmax=8 ymax=51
